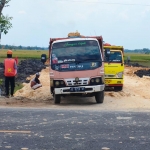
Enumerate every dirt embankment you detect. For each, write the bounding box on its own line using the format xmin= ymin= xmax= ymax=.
xmin=0 ymin=65 xmax=150 ymax=111
xmin=106 ymin=66 xmax=150 ymax=99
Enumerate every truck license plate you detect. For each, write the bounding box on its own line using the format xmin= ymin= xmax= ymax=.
xmin=70 ymin=87 xmax=85 ymax=92
xmin=105 ymin=80 xmax=112 ymax=84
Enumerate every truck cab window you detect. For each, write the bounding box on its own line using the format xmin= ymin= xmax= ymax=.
xmin=51 ymin=40 xmax=102 ymax=64
xmin=105 ymin=51 xmax=122 ymax=63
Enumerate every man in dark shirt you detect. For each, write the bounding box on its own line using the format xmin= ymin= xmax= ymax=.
xmin=30 ymin=72 xmax=42 ymax=90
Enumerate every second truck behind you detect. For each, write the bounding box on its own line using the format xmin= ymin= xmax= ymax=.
xmin=104 ymin=44 xmax=124 ymax=91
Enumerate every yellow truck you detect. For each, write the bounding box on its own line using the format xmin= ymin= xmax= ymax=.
xmin=104 ymin=44 xmax=124 ymax=91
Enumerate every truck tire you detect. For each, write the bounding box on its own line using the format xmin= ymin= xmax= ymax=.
xmin=95 ymin=91 xmax=104 ymax=103
xmin=50 ymin=87 xmax=54 ymax=97
xmin=114 ymin=86 xmax=123 ymax=91
xmin=54 ymin=94 xmax=61 ymax=104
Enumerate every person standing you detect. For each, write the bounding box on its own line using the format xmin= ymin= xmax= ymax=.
xmin=4 ymin=50 xmax=17 ymax=98
xmin=127 ymin=56 xmax=130 ymax=64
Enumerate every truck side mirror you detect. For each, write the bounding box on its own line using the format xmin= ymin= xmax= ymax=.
xmin=105 ymin=48 xmax=110 ymax=57
xmin=41 ymin=54 xmax=47 ymax=64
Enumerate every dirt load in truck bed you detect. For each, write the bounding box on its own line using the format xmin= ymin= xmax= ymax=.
xmin=0 ymin=66 xmax=150 ymax=111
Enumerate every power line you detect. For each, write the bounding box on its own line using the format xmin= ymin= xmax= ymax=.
xmin=56 ymin=0 xmax=150 ymax=6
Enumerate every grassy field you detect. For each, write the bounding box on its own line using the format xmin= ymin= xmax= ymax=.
xmin=0 ymin=79 xmax=23 ymax=94
xmin=124 ymin=53 xmax=150 ymax=62
xmin=124 ymin=53 xmax=150 ymax=67
xmin=0 ymin=49 xmax=49 ymax=62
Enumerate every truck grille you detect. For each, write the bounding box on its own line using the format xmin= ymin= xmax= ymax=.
xmin=105 ymin=74 xmax=115 ymax=78
xmin=65 ymin=78 xmax=89 ymax=86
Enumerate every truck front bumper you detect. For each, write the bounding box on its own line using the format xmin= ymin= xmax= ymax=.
xmin=105 ymin=78 xmax=123 ymax=86
xmin=55 ymin=85 xmax=105 ymax=95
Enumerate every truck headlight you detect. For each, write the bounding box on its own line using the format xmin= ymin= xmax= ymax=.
xmin=55 ymin=81 xmax=60 ymax=86
xmin=90 ymin=77 xmax=103 ymax=85
xmin=91 ymin=79 xmax=94 ymax=83
xmin=95 ymin=78 xmax=100 ymax=83
xmin=116 ymin=72 xmax=123 ymax=78
xmin=60 ymin=81 xmax=64 ymax=85
xmin=54 ymin=80 xmax=66 ymax=88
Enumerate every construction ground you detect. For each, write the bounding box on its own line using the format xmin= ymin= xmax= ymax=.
xmin=0 ymin=66 xmax=150 ymax=112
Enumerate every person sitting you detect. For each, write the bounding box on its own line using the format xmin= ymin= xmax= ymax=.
xmin=30 ymin=72 xmax=42 ymax=90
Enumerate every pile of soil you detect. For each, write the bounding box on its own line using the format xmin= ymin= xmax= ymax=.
xmin=0 ymin=59 xmax=46 ymax=96
xmin=14 ymin=67 xmax=51 ymax=101
xmin=125 ymin=62 xmax=150 ymax=78
xmin=1 ymin=65 xmax=150 ymax=111
xmin=134 ymin=69 xmax=150 ymax=78
xmin=0 ymin=66 xmax=149 ymax=110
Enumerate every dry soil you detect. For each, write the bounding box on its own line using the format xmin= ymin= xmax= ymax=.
xmin=0 ymin=66 xmax=150 ymax=111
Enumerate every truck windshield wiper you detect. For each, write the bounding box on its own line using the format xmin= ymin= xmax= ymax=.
xmin=108 ymin=60 xmax=114 ymax=63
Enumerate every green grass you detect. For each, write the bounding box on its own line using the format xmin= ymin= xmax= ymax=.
xmin=0 ymin=49 xmax=48 ymax=62
xmin=124 ymin=53 xmax=150 ymax=62
xmin=0 ymin=57 xmax=25 ymax=63
xmin=0 ymin=79 xmax=3 ymax=85
xmin=124 ymin=53 xmax=150 ymax=67
xmin=135 ymin=61 xmax=150 ymax=67
xmin=0 ymin=78 xmax=24 ymax=94
xmin=14 ymin=83 xmax=24 ymax=93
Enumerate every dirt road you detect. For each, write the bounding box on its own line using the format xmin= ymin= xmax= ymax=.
xmin=0 ymin=66 xmax=150 ymax=111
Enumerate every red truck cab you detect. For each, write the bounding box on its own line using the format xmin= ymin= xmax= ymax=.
xmin=48 ymin=32 xmax=105 ymax=104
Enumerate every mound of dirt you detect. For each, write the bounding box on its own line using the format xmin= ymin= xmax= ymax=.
xmin=124 ymin=66 xmax=150 ymax=77
xmin=14 ymin=67 xmax=52 ymax=101
xmin=1 ymin=65 xmax=150 ymax=111
xmin=134 ymin=69 xmax=150 ymax=77
xmin=14 ymin=65 xmax=150 ymax=101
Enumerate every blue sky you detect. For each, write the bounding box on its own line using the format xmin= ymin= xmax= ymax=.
xmin=2 ymin=0 xmax=150 ymax=49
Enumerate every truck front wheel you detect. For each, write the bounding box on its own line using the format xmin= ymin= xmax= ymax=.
xmin=54 ymin=94 xmax=61 ymax=104
xmin=95 ymin=91 xmax=104 ymax=103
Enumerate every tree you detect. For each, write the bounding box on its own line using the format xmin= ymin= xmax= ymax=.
xmin=0 ymin=0 xmax=12 ymax=44
xmin=18 ymin=45 xmax=22 ymax=49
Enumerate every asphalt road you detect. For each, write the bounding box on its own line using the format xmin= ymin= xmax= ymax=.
xmin=0 ymin=108 xmax=150 ymax=150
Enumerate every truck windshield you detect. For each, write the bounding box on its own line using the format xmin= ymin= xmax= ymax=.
xmin=105 ymin=51 xmax=122 ymax=63
xmin=51 ymin=40 xmax=101 ymax=64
